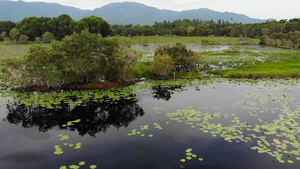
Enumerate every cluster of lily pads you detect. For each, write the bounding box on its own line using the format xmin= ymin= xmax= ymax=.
xmin=59 ymin=162 xmax=97 ymax=169
xmin=54 ymin=119 xmax=97 ymax=169
xmin=164 ymin=80 xmax=300 ymax=163
xmin=180 ymin=148 xmax=203 ymax=162
xmin=0 ymin=78 xmax=224 ymax=109
xmin=54 ymin=119 xmax=82 ymax=155
xmin=127 ymin=122 xmax=165 ymax=137
xmin=179 ymin=148 xmax=204 ymax=168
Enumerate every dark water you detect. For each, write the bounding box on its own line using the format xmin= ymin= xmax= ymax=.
xmin=1 ymin=79 xmax=300 ymax=169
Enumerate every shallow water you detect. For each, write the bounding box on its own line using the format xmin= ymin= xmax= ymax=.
xmin=131 ymin=43 xmax=231 ymax=61
xmin=1 ymin=78 xmax=300 ymax=169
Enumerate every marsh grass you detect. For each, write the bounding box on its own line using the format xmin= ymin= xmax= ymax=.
xmin=211 ymin=60 xmax=300 ymax=78
xmin=200 ymin=46 xmax=300 ymax=69
xmin=128 ymin=36 xmax=260 ymax=44
xmin=132 ymin=62 xmax=155 ymax=78
xmin=0 ymin=43 xmax=50 ymax=58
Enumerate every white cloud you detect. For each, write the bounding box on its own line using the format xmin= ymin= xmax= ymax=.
xmin=21 ymin=0 xmax=300 ymax=20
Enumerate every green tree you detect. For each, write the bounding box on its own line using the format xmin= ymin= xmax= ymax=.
xmin=0 ymin=21 xmax=16 ymax=36
xmin=16 ymin=17 xmax=42 ymax=40
xmin=186 ymin=26 xmax=195 ymax=36
xmin=77 ymin=15 xmax=111 ymax=37
xmin=49 ymin=14 xmax=76 ymax=40
xmin=9 ymin=28 xmax=20 ymax=44
xmin=150 ymin=54 xmax=174 ymax=77
xmin=100 ymin=37 xmax=142 ymax=81
xmin=1 ymin=30 xmax=141 ymax=88
xmin=19 ymin=35 xmax=29 ymax=44
xmin=155 ymin=43 xmax=199 ymax=72
xmin=42 ymin=32 xmax=55 ymax=43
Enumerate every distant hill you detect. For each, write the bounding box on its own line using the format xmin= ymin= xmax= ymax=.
xmin=89 ymin=2 xmax=271 ymax=25
xmin=0 ymin=1 xmax=273 ymax=25
xmin=0 ymin=1 xmax=89 ymax=21
xmin=86 ymin=2 xmax=177 ymax=25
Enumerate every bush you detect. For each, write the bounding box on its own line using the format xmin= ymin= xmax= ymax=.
xmin=150 ymin=54 xmax=174 ymax=77
xmin=19 ymin=35 xmax=29 ymax=44
xmin=35 ymin=37 xmax=42 ymax=43
xmin=155 ymin=43 xmax=199 ymax=72
xmin=42 ymin=32 xmax=55 ymax=43
xmin=9 ymin=28 xmax=20 ymax=44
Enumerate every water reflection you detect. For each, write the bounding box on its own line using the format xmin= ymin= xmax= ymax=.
xmin=152 ymin=85 xmax=183 ymax=101
xmin=4 ymin=94 xmax=144 ymax=137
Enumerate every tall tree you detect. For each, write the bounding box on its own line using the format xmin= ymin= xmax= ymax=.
xmin=16 ymin=17 xmax=43 ymax=40
xmin=0 ymin=21 xmax=16 ymax=37
xmin=77 ymin=15 xmax=111 ymax=37
xmin=49 ymin=14 xmax=76 ymax=40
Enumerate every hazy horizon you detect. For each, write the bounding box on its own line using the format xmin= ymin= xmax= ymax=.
xmin=7 ymin=0 xmax=299 ymax=20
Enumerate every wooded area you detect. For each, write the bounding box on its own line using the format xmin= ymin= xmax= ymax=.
xmin=1 ymin=15 xmax=300 ymax=48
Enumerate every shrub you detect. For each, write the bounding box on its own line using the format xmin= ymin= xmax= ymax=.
xmin=9 ymin=28 xmax=20 ymax=44
xmin=42 ymin=32 xmax=55 ymax=43
xmin=35 ymin=37 xmax=42 ymax=43
xmin=150 ymin=54 xmax=174 ymax=77
xmin=155 ymin=43 xmax=199 ymax=72
xmin=19 ymin=35 xmax=29 ymax=44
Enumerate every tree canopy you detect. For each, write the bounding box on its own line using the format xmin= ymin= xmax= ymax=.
xmin=0 ymin=30 xmax=141 ymax=88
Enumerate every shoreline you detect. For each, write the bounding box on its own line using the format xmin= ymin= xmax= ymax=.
xmin=12 ymin=75 xmax=300 ymax=92
xmin=15 ymin=80 xmax=144 ymax=92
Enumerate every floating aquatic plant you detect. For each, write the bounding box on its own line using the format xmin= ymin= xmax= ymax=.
xmin=59 ymin=162 xmax=97 ymax=169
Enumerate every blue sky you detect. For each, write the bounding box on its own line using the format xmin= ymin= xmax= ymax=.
xmin=20 ymin=0 xmax=300 ymax=20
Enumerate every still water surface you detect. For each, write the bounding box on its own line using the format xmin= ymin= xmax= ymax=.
xmin=1 ymin=79 xmax=300 ymax=169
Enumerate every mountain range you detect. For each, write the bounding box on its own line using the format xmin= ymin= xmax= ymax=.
xmin=0 ymin=1 xmax=273 ymax=25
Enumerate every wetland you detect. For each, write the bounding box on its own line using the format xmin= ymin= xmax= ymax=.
xmin=1 ymin=37 xmax=300 ymax=169
xmin=1 ymin=78 xmax=300 ymax=169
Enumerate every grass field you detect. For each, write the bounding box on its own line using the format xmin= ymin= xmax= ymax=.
xmin=0 ymin=42 xmax=50 ymax=58
xmin=127 ymin=36 xmax=260 ymax=44
xmin=199 ymin=46 xmax=300 ymax=68
xmin=211 ymin=60 xmax=300 ymax=78
xmin=0 ymin=36 xmax=259 ymax=58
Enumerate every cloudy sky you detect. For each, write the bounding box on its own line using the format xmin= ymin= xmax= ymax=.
xmin=20 ymin=0 xmax=299 ymax=20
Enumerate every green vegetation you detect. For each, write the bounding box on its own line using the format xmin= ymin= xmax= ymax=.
xmin=1 ymin=15 xmax=111 ymax=44
xmin=211 ymin=61 xmax=300 ymax=78
xmin=0 ymin=16 xmax=300 ymax=90
xmin=155 ymin=43 xmax=199 ymax=72
xmin=1 ymin=14 xmax=299 ymax=49
xmin=128 ymin=36 xmax=258 ymax=45
xmin=150 ymin=54 xmax=174 ymax=77
xmin=199 ymin=46 xmax=300 ymax=69
xmin=0 ymin=30 xmax=141 ymax=88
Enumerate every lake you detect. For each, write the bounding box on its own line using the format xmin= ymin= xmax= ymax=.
xmin=1 ymin=78 xmax=300 ymax=169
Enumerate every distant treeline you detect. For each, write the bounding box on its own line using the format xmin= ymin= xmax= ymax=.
xmin=0 ymin=14 xmax=299 ymax=48
xmin=0 ymin=14 xmax=111 ymax=41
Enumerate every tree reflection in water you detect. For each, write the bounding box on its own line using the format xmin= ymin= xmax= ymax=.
xmin=4 ymin=94 xmax=144 ymax=137
xmin=152 ymin=85 xmax=183 ymax=101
